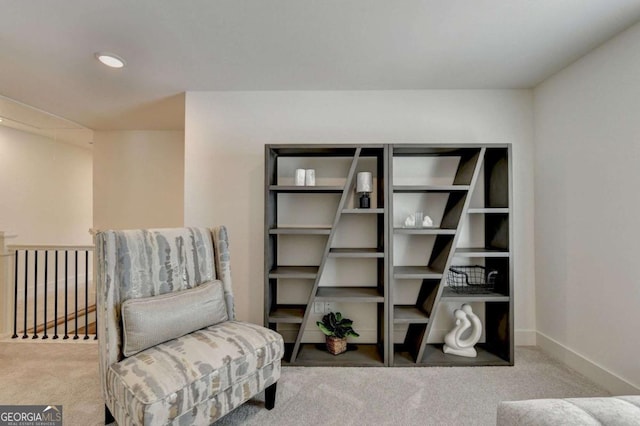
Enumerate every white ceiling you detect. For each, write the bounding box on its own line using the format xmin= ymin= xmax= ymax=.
xmin=1 ymin=0 xmax=639 ymax=131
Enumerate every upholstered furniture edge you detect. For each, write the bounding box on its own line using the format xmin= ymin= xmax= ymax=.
xmin=497 ymin=395 xmax=640 ymax=425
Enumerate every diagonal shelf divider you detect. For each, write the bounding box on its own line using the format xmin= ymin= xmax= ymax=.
xmin=414 ymin=147 xmax=486 ymax=363
xmin=289 ymin=147 xmax=362 ymax=363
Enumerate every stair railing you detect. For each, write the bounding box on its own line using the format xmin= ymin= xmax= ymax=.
xmin=1 ymin=233 xmax=96 ymax=340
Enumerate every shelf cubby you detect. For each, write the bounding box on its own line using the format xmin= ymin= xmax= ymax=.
xmin=393 ymin=306 xmax=430 ymax=324
xmin=269 ymin=185 xmax=344 ymax=193
xmin=269 ymin=226 xmax=332 ymax=235
xmin=267 ymin=266 xmax=319 ymax=279
xmin=267 ymin=306 xmax=306 ymax=323
xmin=467 ymin=207 xmax=509 ymax=214
xmin=454 ymin=247 xmax=510 ymax=257
xmin=294 ymin=343 xmax=384 ymax=367
xmin=439 ymin=286 xmax=509 ymax=302
xmin=392 ymin=185 xmax=470 ymax=192
xmin=342 ymin=208 xmax=384 ymax=214
xmin=394 ymin=344 xmax=511 ymax=367
xmin=394 ymin=228 xmax=457 ymax=235
xmin=315 ymin=287 xmax=384 ymax=302
xmin=393 ymin=266 xmax=444 ymax=279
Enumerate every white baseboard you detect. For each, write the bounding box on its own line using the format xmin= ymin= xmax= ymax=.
xmin=537 ymin=331 xmax=639 ymax=395
xmin=515 ymin=329 xmax=537 ymax=346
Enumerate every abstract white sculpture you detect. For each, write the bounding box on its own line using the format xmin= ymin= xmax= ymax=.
xmin=443 ymin=304 xmax=482 ymax=357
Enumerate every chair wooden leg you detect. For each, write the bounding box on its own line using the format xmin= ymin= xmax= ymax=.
xmin=265 ymin=382 xmax=277 ymax=410
xmin=105 ymin=405 xmax=115 ymax=424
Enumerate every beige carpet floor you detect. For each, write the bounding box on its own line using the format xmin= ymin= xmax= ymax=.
xmin=0 ymin=342 xmax=609 ymax=425
xmin=0 ymin=340 xmax=102 ymax=426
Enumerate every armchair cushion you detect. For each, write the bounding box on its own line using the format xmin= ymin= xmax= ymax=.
xmin=107 ymin=321 xmax=284 ymax=425
xmin=121 ymin=280 xmax=229 ymax=356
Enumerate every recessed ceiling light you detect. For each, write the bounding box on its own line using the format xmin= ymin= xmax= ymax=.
xmin=95 ymin=52 xmax=125 ymax=69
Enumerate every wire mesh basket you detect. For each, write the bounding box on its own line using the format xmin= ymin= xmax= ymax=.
xmin=447 ymin=265 xmax=498 ymax=294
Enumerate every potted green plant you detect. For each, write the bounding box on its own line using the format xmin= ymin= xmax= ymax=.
xmin=316 ymin=312 xmax=360 ymax=355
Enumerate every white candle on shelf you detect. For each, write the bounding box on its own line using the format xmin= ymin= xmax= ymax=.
xmin=305 ymin=169 xmax=316 ymax=186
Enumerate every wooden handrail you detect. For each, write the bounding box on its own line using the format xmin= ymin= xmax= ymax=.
xmin=26 ymin=304 xmax=96 ymax=334
xmin=8 ymin=244 xmax=94 ymax=251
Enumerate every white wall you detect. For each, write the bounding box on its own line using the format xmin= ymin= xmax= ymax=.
xmin=0 ymin=126 xmax=92 ymax=245
xmin=185 ymin=90 xmax=536 ymax=341
xmin=534 ymin=22 xmax=640 ymax=393
xmin=93 ymin=131 xmax=184 ymax=230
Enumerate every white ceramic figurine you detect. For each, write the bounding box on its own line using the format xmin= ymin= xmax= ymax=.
xmin=443 ymin=303 xmax=482 ymax=357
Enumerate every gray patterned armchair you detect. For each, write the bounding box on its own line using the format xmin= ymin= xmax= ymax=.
xmin=95 ymin=227 xmax=284 ymax=425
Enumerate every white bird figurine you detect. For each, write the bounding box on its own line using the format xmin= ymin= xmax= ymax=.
xmin=404 ymin=214 xmax=415 ymax=228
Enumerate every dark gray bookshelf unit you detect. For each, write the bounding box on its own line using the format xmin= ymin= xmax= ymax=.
xmin=265 ymin=144 xmax=513 ymax=367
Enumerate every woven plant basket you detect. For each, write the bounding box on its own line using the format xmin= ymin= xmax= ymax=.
xmin=326 ymin=336 xmax=347 ymax=355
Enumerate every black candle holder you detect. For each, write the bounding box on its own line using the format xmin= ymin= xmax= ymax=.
xmin=359 ymin=193 xmax=371 ymax=209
